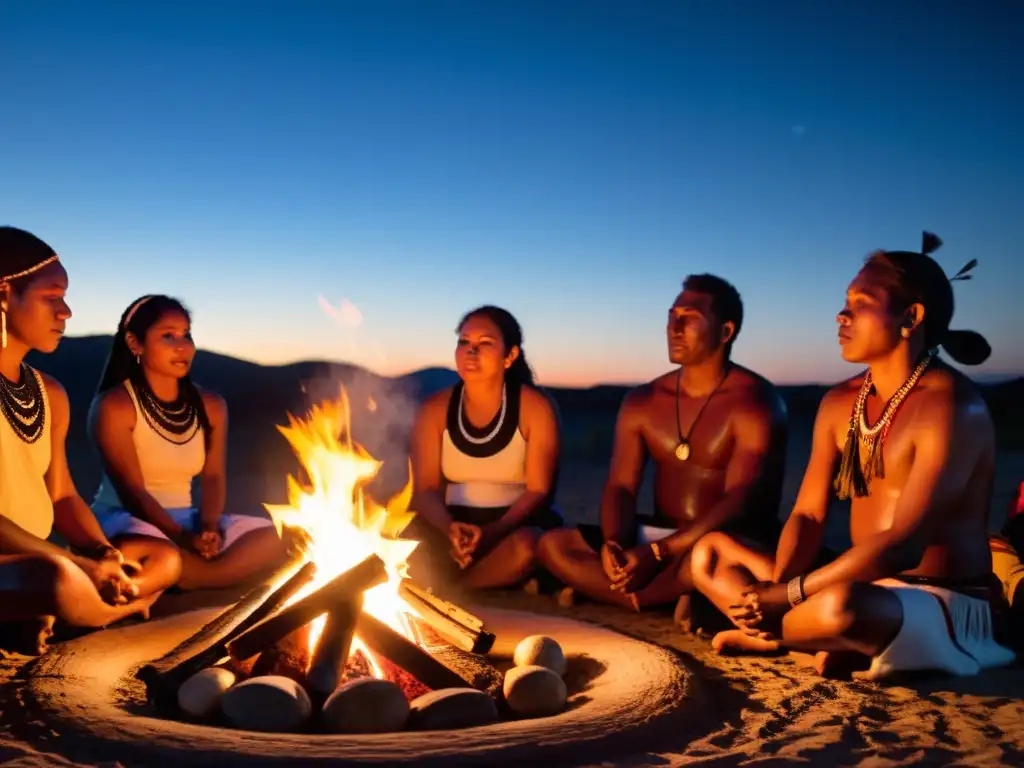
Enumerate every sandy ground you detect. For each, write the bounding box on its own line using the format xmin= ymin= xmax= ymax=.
xmin=2 ymin=584 xmax=1024 ymax=767
xmin=2 ymin=451 xmax=1022 ymax=766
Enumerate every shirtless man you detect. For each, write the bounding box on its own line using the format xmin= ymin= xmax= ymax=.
xmin=537 ymin=274 xmax=787 ymax=612
xmin=691 ymin=233 xmax=1015 ymax=680
xmin=0 ymin=227 xmax=181 ymax=653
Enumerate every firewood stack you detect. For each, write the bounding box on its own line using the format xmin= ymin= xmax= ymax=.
xmin=137 ymin=554 xmax=509 ymax=734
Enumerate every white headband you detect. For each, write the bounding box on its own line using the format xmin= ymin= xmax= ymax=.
xmin=122 ymin=296 xmax=155 ymax=328
xmin=0 ymin=254 xmax=60 ymax=283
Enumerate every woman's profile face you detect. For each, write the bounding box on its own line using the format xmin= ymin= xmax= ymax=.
xmin=455 ymin=313 xmax=511 ymax=383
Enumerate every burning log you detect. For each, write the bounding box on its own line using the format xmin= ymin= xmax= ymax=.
xmin=227 ymin=554 xmax=386 ymax=661
xmin=251 ymin=623 xmax=313 ymax=686
xmin=306 ymin=596 xmax=362 ymax=699
xmin=398 ymin=580 xmax=495 ymax=655
xmin=355 ymin=611 xmax=470 ymax=692
xmin=137 ymin=560 xmax=317 ymax=711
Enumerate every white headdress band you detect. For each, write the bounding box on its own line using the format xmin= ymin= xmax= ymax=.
xmin=0 ymin=255 xmax=60 ymax=283
xmin=122 ymin=296 xmax=155 ymax=328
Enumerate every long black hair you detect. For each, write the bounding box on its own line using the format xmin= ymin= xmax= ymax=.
xmin=457 ymin=305 xmax=535 ymax=386
xmin=96 ymin=294 xmax=211 ymax=431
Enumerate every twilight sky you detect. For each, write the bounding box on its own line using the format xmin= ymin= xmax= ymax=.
xmin=2 ymin=1 xmax=1021 ymax=386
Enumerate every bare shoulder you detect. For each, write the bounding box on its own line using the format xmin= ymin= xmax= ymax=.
xmin=622 ymin=375 xmax=664 ymax=410
xmin=92 ymin=384 xmax=135 ymax=421
xmin=811 ymin=374 xmax=864 ymax=436
xmin=36 ymin=371 xmax=68 ymax=408
xmin=417 ymin=387 xmax=453 ymax=427
xmin=196 ymin=386 xmax=228 ymax=424
xmin=917 ymin=364 xmax=992 ymax=431
xmin=822 ymin=374 xmax=863 ymax=411
xmin=726 ymin=365 xmax=787 ymax=419
xmin=521 ymin=384 xmax=558 ymax=422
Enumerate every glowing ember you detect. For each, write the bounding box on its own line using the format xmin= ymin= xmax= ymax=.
xmin=264 ymin=387 xmax=421 ymax=669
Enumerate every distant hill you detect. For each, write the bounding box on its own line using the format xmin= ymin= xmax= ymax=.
xmin=25 ymin=335 xmax=1023 ymax=516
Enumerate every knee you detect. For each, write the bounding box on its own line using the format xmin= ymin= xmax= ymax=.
xmin=140 ymin=542 xmax=183 ymax=591
xmin=536 ymin=528 xmax=569 ymax=568
xmin=509 ymin=527 xmax=542 ymax=566
xmin=41 ymin=555 xmax=101 ymax=622
xmin=690 ymin=532 xmax=731 ymax=585
xmin=799 ymin=582 xmax=865 ymax=637
xmin=24 ymin=554 xmax=73 ymax=606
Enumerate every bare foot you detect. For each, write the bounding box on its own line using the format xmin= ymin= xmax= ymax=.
xmin=674 ymin=595 xmax=693 ymax=633
xmin=98 ymin=591 xmax=161 ymax=628
xmin=711 ymin=629 xmax=780 ymax=655
xmin=556 ymin=587 xmax=574 ymax=608
xmin=4 ymin=616 xmax=56 ymax=655
xmin=35 ymin=615 xmax=55 ymax=653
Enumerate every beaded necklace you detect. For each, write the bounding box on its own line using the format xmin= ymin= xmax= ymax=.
xmin=834 ymin=349 xmax=935 ymax=500
xmin=0 ymin=363 xmax=45 ymax=444
xmin=133 ymin=375 xmax=201 ymax=445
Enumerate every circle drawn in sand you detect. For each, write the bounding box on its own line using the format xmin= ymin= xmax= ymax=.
xmin=23 ymin=605 xmax=690 ymax=765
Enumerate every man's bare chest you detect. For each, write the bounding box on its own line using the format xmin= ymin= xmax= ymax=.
xmin=641 ymin=394 xmax=734 ymax=466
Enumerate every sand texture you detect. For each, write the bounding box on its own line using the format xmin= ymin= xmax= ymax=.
xmin=3 ymin=587 xmax=1024 ymax=766
xmin=1 ymin=600 xmax=688 ymax=767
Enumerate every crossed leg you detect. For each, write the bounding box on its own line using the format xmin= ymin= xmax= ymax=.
xmin=108 ymin=536 xmax=182 ymax=597
xmin=460 ymin=527 xmax=543 ymax=590
xmin=1 ymin=554 xmax=161 ymax=647
xmin=162 ymin=526 xmax=288 ymax=591
xmin=537 ymin=528 xmax=695 ymax=611
xmin=690 ymin=532 xmax=904 ymax=675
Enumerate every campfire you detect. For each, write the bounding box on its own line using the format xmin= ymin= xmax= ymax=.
xmin=137 ymin=388 xmax=568 ymax=733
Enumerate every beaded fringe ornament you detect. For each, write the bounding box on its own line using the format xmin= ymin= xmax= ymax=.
xmin=833 ymin=350 xmax=935 ymax=500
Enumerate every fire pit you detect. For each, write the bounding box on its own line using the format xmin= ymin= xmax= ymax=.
xmin=136 ymin=555 xmax=515 ymax=734
xmin=21 ymin=602 xmax=691 ymax=765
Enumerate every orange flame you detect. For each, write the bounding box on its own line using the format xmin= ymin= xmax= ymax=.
xmin=264 ymin=387 xmax=420 ymax=660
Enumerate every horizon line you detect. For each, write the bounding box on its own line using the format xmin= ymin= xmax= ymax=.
xmin=61 ymin=333 xmax=1024 ymax=390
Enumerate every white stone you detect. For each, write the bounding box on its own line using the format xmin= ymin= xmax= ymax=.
xmin=513 ymin=635 xmax=566 ymax=676
xmin=408 ymin=687 xmax=499 ymax=730
xmin=322 ymin=678 xmax=409 ymax=734
xmin=503 ymin=664 xmax=567 ymax=718
xmin=220 ymin=675 xmax=312 ymax=732
xmin=177 ymin=667 xmax=236 ymax=718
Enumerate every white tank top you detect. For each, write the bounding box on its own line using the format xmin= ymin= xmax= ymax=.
xmin=441 ymin=381 xmax=528 ymax=508
xmin=93 ymin=380 xmax=206 ymax=510
xmin=0 ymin=366 xmax=53 ymax=539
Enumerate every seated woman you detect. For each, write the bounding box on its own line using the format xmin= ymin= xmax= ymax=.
xmin=1 ymin=227 xmax=179 ymax=654
xmin=88 ymin=295 xmax=287 ymax=590
xmin=407 ymin=305 xmax=562 ymax=590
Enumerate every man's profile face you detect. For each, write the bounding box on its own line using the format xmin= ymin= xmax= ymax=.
xmin=3 ymin=261 xmax=72 ymax=354
xmin=666 ymin=289 xmax=720 ymax=366
xmin=837 ymin=266 xmax=903 ymax=364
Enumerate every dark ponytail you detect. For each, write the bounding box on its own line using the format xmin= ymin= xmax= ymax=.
xmin=96 ymin=294 xmax=210 ymax=432
xmin=457 ymin=305 xmax=535 ymax=386
xmin=864 ymin=231 xmax=991 ymax=366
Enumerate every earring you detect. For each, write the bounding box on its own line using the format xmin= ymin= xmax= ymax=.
xmin=135 ymin=353 xmax=141 ymax=365
xmin=901 ymin=327 xmax=911 ymax=339
xmin=1 ymin=308 xmax=6 ymax=350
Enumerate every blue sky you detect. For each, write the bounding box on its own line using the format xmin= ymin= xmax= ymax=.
xmin=2 ymin=1 xmax=1021 ymax=386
